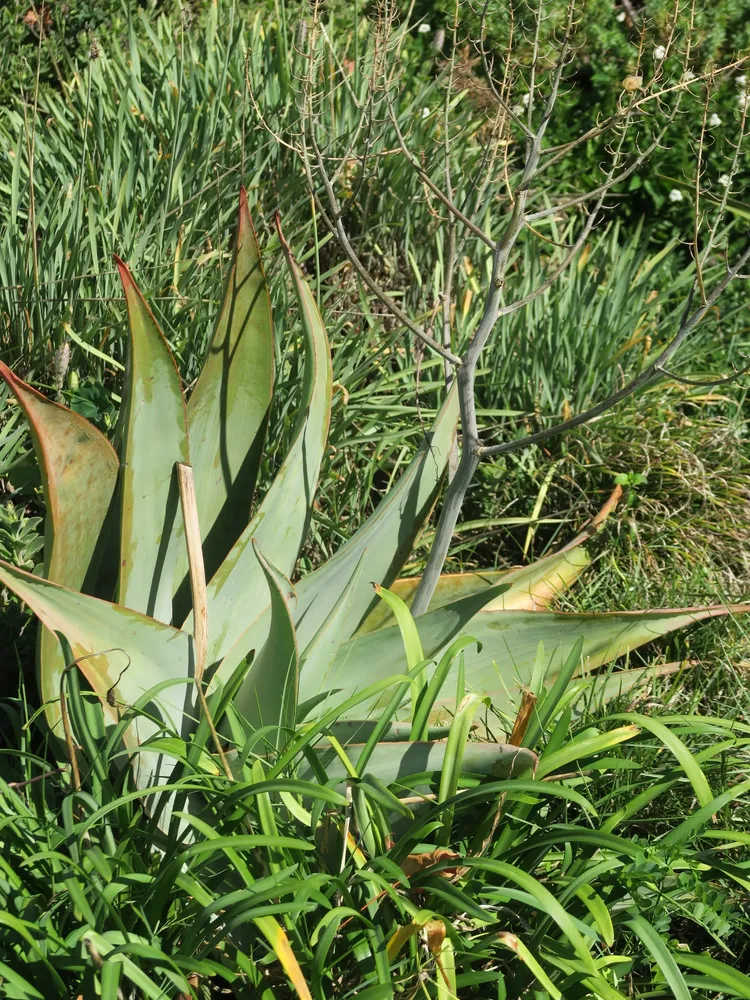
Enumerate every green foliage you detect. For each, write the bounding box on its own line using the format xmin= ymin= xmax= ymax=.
xmin=0 ymin=4 xmax=749 ymax=997
xmin=0 ymin=192 xmax=746 ymax=998
xmin=0 ymin=501 xmax=43 ymax=573
xmin=1 ymin=651 xmax=748 ymax=997
xmin=2 ymin=190 xmax=742 ymax=773
xmin=0 ymin=0 xmax=156 ymax=103
xmin=420 ymin=0 xmax=750 ymax=227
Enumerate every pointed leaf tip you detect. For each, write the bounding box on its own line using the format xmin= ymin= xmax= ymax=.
xmin=178 ymin=186 xmax=274 ymax=593
xmin=275 ymin=213 xmax=292 ymax=256
xmin=113 ymin=253 xmax=131 ymax=286
xmin=116 ymin=257 xmax=188 ymax=622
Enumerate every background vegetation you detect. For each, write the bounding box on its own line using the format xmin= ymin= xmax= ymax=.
xmin=0 ymin=0 xmax=749 ymax=996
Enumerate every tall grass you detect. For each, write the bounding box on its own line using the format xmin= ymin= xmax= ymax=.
xmin=1 ymin=643 xmax=749 ymax=998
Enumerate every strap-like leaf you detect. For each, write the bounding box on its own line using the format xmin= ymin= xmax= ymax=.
xmin=356 ymin=546 xmax=590 ymax=633
xmin=196 ymin=221 xmax=332 ymax=667
xmin=0 ymin=363 xmax=118 ymax=731
xmin=297 ymin=740 xmax=536 ymax=786
xmin=299 ymin=582 xmax=508 ymax=712
xmin=353 ymin=485 xmax=629 ymax=633
xmin=307 ymin=601 xmax=750 ymax=720
xmin=115 ymin=257 xmax=189 ymax=623
xmin=294 ymin=382 xmax=460 ymax=651
xmin=183 ymin=188 xmax=274 ymax=584
xmin=298 ymin=553 xmax=364 ymax=688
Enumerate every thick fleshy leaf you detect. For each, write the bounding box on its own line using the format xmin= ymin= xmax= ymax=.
xmin=297 ymin=740 xmax=536 ymax=786
xmin=115 ymin=258 xmax=189 ymax=623
xmin=355 ymin=485 xmax=624 ymax=634
xmin=323 ymin=721 xmax=451 ymax=743
xmin=580 ymin=661 xmax=687 ymax=710
xmin=234 ymin=545 xmax=299 ymax=750
xmin=294 ymin=382 xmax=460 ymax=651
xmin=298 ymin=582 xmax=509 ymax=709
xmin=0 ymin=560 xmax=194 ymax=787
xmin=298 ymin=553 xmax=364 ymax=683
xmin=183 ymin=188 xmax=273 ymax=583
xmin=356 ymin=545 xmax=590 ymax=634
xmin=304 ymin=601 xmax=750 ymax=719
xmin=0 ymin=363 xmax=119 ymax=731
xmin=196 ymin=222 xmax=332 ymax=667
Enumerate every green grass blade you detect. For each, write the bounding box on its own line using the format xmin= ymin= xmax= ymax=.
xmin=625 ymin=915 xmax=691 ymax=1000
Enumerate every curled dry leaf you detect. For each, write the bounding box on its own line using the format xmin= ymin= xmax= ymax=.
xmin=622 ymin=75 xmax=643 ymax=91
xmin=425 ymin=919 xmax=447 ymax=955
xmin=401 ymin=847 xmax=460 ymax=878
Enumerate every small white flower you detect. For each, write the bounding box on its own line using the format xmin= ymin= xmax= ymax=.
xmin=738 ymin=92 xmax=750 ymax=111
xmin=682 ymin=70 xmax=696 ymax=83
xmin=708 ymin=112 xmax=722 ymax=127
xmin=669 ymin=188 xmax=683 ymax=202
xmin=521 ymin=92 xmax=530 ymax=106
xmin=718 ymin=173 xmax=731 ymax=187
xmin=421 ymin=107 xmax=431 ymax=119
xmin=417 ymin=22 xmax=431 ymax=34
xmin=736 ymin=74 xmax=747 ymax=87
xmin=654 ymin=45 xmax=666 ymax=61
xmin=511 ymin=104 xmax=524 ymax=115
xmin=616 ymin=10 xmax=626 ymax=20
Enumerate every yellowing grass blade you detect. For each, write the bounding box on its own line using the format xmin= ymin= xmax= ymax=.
xmin=387 ymin=910 xmax=439 ymax=962
xmin=253 ymin=916 xmax=313 ymax=1000
xmin=0 ymin=362 xmax=118 ymax=732
xmin=498 ymin=932 xmax=561 ymax=1000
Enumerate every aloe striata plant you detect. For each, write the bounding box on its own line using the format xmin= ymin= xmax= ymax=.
xmin=0 ymin=190 xmax=745 ymax=795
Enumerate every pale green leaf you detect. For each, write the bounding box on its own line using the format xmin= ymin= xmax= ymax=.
xmin=183 ymin=188 xmax=274 ymax=584
xmin=234 ymin=544 xmax=299 ymax=750
xmin=199 ymin=223 xmax=332 ymax=669
xmin=115 ymin=257 xmax=188 ymax=623
xmin=317 ymin=603 xmax=750 ymax=720
xmin=355 ymin=511 xmax=594 ymax=635
xmin=297 ymin=740 xmax=535 ymax=786
xmin=293 ymin=382 xmax=460 ymax=650
xmin=0 ymin=560 xmax=194 ymax=790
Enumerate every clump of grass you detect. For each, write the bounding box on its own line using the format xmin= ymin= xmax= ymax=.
xmin=2 ymin=644 xmax=749 ymax=999
xmin=436 ymin=388 xmax=750 ymax=604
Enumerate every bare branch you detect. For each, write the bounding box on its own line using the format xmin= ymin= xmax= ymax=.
xmin=478 ymin=243 xmax=750 ymax=458
xmin=655 ymin=359 xmax=750 ymax=387
xmin=384 ymin=90 xmax=497 ymax=249
xmin=305 ymin=124 xmax=462 ymax=366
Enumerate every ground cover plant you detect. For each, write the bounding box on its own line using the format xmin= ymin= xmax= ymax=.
xmin=2 ymin=656 xmax=750 ymax=998
xmin=1 ymin=0 xmax=750 ymax=997
xmin=1 ymin=188 xmax=749 ymax=998
xmin=284 ymin=0 xmax=750 ymax=613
